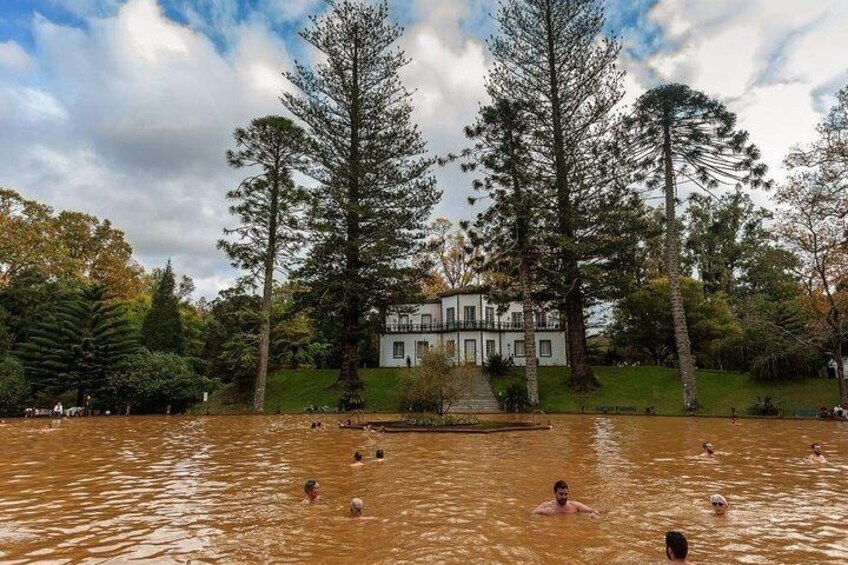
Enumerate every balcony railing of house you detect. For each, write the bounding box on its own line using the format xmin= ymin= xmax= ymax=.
xmin=383 ymin=320 xmax=562 ymax=333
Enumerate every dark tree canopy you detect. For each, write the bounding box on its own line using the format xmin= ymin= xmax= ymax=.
xmin=17 ymin=284 xmax=140 ymax=404
xmin=141 ymin=261 xmax=185 ymax=355
xmin=283 ymin=0 xmax=439 ymax=408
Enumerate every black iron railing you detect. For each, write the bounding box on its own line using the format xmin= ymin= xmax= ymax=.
xmin=383 ymin=320 xmax=561 ymax=333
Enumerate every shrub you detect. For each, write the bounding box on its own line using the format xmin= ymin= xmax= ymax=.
xmin=403 ymin=415 xmax=479 ymax=426
xmin=749 ymin=396 xmax=781 ymax=416
xmin=0 ymin=356 xmax=29 ymax=417
xmin=500 ymin=381 xmax=530 ymax=412
xmin=749 ymin=348 xmax=820 ymax=381
xmin=401 ymin=344 xmax=474 ymax=415
xmin=483 ymin=353 xmax=511 ymax=378
xmin=109 ymin=352 xmax=214 ymax=414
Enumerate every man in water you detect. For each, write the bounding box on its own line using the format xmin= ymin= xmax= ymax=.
xmin=710 ymin=493 xmax=728 ymax=516
xmin=533 ymin=480 xmax=599 ymax=518
xmin=303 ymin=480 xmax=321 ymax=504
xmin=808 ymin=443 xmax=827 ymax=463
xmin=700 ymin=442 xmax=715 ymax=458
xmin=349 ymin=497 xmax=364 ymax=518
xmin=665 ymin=531 xmax=689 ymax=563
xmin=375 ymin=449 xmax=385 ymax=461
xmin=351 ymin=451 xmax=364 ymax=466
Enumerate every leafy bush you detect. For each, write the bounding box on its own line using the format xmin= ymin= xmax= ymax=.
xmin=109 ymin=352 xmax=214 ymax=414
xmin=0 ymin=356 xmax=29 ymax=417
xmin=749 ymin=348 xmax=820 ymax=382
xmin=401 ymin=344 xmax=474 ymax=415
xmin=749 ymin=396 xmax=781 ymax=416
xmin=483 ymin=353 xmax=511 ymax=378
xmin=500 ymin=381 xmax=530 ymax=412
xmin=403 ymin=415 xmax=479 ymax=426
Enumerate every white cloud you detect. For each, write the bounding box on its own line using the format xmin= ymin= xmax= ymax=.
xmin=0 ymin=40 xmax=34 ymax=72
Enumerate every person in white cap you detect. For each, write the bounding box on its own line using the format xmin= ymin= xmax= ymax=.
xmin=349 ymin=497 xmax=364 ymax=518
xmin=710 ymin=494 xmax=728 ymax=516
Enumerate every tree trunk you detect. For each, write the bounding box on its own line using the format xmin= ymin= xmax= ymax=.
xmin=662 ymin=121 xmax=699 ymax=411
xmin=254 ymin=181 xmax=280 ymax=413
xmin=542 ymin=3 xmax=598 ymax=392
xmin=833 ymin=339 xmax=847 ymax=405
xmin=335 ymin=28 xmax=365 ymax=411
xmin=563 ymin=282 xmax=598 ymax=392
xmin=520 ymin=260 xmax=539 ymax=405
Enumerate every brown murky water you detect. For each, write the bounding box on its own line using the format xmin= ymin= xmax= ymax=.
xmin=1 ymin=414 xmax=846 ymax=564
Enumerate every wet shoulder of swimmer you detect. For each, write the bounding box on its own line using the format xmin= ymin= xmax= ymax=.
xmin=808 ymin=443 xmax=827 ymax=463
xmin=533 ymin=480 xmax=600 ymax=518
xmin=700 ymin=442 xmax=716 ymax=458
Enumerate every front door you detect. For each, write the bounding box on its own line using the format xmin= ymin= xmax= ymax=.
xmin=464 ymin=339 xmax=477 ymax=365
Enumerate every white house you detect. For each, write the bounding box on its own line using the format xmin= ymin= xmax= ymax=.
xmin=378 ymin=288 xmax=568 ymax=367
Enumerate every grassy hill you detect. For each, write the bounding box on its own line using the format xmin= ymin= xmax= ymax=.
xmin=198 ymin=365 xmax=841 ymax=417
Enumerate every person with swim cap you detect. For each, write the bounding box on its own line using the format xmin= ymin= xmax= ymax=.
xmin=710 ymin=494 xmax=728 ymax=516
xmin=533 ymin=480 xmax=599 ymax=518
xmin=349 ymin=497 xmax=364 ymax=518
xmin=303 ymin=480 xmax=320 ymax=504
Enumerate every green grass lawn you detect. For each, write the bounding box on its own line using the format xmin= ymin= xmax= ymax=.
xmin=491 ymin=366 xmax=841 ymax=416
xmin=199 ymin=365 xmax=841 ymax=416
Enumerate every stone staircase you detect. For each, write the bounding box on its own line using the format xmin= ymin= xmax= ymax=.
xmin=449 ymin=368 xmax=501 ymax=413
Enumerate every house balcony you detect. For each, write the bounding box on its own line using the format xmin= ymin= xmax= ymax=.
xmin=382 ymin=320 xmax=562 ymax=333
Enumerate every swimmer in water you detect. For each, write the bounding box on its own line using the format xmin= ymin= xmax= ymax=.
xmin=665 ymin=531 xmax=690 ymax=563
xmin=533 ymin=480 xmax=599 ymax=518
xmin=710 ymin=494 xmax=728 ymax=516
xmin=700 ymin=442 xmax=715 ymax=458
xmin=351 ymin=451 xmax=364 ymax=466
xmin=349 ymin=497 xmax=364 ymax=518
xmin=808 ymin=443 xmax=827 ymax=464
xmin=303 ymin=480 xmax=321 ymax=504
xmin=375 ymin=449 xmax=384 ymax=461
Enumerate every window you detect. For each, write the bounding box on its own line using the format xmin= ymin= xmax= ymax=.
xmin=539 ymin=340 xmax=552 ymax=357
xmin=393 ymin=342 xmax=405 ymax=359
xmin=514 ymin=340 xmax=525 ymax=357
xmin=446 ymin=340 xmax=456 ymax=356
xmin=416 ymin=341 xmax=429 ymax=358
xmin=398 ymin=314 xmax=409 ymax=328
xmin=535 ymin=311 xmax=547 ymax=328
xmin=511 ymin=312 xmax=523 ymax=328
xmin=486 ymin=340 xmax=496 ymax=358
xmin=485 ymin=307 xmax=495 ymax=324
xmin=446 ymin=307 xmax=455 ymax=324
xmin=421 ymin=313 xmax=432 ymax=328
xmin=464 ymin=305 xmax=476 ymax=322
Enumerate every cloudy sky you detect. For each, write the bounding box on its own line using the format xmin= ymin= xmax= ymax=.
xmin=1 ymin=0 xmax=847 ymax=299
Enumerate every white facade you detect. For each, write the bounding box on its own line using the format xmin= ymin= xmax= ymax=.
xmin=379 ymin=290 xmax=568 ymax=367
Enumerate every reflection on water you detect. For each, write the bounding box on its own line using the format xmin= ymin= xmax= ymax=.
xmin=1 ymin=415 xmax=846 ymax=563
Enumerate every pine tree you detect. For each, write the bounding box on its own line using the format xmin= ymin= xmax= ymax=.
xmin=141 ymin=261 xmax=185 ymax=355
xmin=220 ymin=115 xmax=308 ymax=413
xmin=463 ymin=99 xmax=542 ymax=405
xmin=625 ymin=83 xmax=769 ymax=411
xmin=283 ymin=0 xmax=439 ymax=409
xmin=17 ymin=284 xmax=140 ymax=405
xmin=487 ymin=0 xmax=627 ymax=392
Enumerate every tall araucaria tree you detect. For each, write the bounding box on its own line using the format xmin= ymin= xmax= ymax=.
xmin=141 ymin=260 xmax=185 ymax=355
xmin=464 ymin=99 xmax=541 ymax=405
xmin=283 ymin=0 xmax=439 ymax=410
xmin=487 ymin=0 xmax=629 ymax=392
xmin=220 ymin=115 xmax=308 ymax=413
xmin=624 ymin=83 xmax=769 ymax=411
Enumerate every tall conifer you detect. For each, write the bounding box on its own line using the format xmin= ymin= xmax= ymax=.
xmin=141 ymin=261 xmax=185 ymax=355
xmin=283 ymin=0 xmax=439 ymax=409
